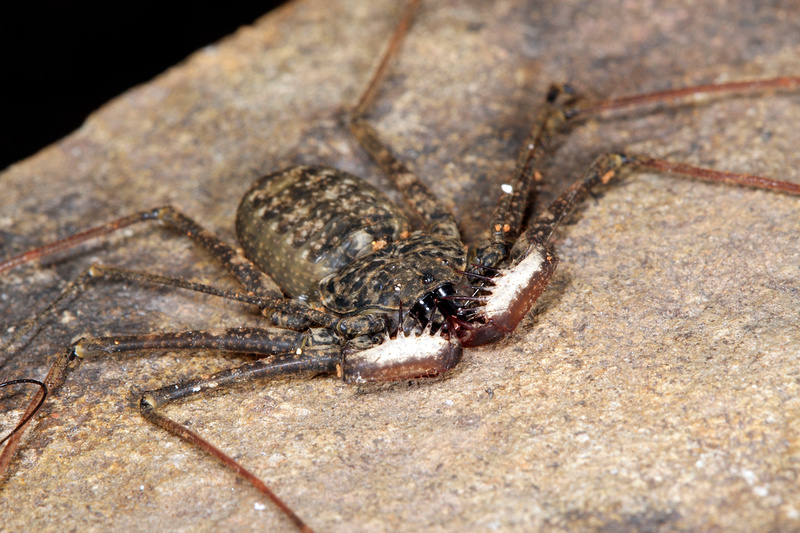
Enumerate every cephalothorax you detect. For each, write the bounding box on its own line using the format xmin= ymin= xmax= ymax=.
xmin=1 ymin=1 xmax=799 ymax=531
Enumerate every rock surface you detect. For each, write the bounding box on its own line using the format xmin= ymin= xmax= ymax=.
xmin=1 ymin=0 xmax=799 ymax=531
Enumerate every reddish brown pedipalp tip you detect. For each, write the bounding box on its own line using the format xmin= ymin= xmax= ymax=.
xmin=456 ymin=244 xmax=559 ymax=348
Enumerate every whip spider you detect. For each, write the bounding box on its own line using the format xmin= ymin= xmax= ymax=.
xmin=1 ymin=0 xmax=799 ymax=530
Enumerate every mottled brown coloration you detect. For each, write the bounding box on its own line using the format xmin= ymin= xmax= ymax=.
xmin=0 ymin=0 xmax=799 ymax=531
xmin=0 ymin=3 xmax=563 ymax=530
xmin=236 ymin=166 xmax=411 ymax=300
xmin=320 ymin=233 xmax=466 ymax=319
xmin=350 ymin=1 xmax=460 ymax=241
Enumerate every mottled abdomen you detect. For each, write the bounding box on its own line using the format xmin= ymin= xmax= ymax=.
xmin=236 ymin=166 xmax=411 ymax=300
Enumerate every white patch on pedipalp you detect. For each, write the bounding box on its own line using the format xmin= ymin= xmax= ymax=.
xmin=482 ymin=249 xmax=545 ymax=317
xmin=357 ymin=331 xmax=448 ymax=366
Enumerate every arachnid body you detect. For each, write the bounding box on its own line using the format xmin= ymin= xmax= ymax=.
xmin=2 ymin=0 xmax=800 ymax=531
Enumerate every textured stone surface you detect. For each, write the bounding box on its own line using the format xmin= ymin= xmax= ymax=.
xmin=1 ymin=0 xmax=799 ymax=531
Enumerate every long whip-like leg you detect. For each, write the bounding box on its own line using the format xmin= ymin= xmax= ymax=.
xmin=466 ymin=78 xmax=800 ymax=345
xmin=461 ymin=151 xmax=800 ymax=347
xmin=0 ymin=345 xmax=73 ymax=474
xmin=520 ymin=153 xmax=800 ymax=251
xmin=477 ymin=76 xmax=800 ymax=269
xmin=5 ymin=327 xmax=342 ymax=531
xmin=349 ymin=0 xmax=461 ymax=239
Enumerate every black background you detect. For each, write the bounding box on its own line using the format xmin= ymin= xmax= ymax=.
xmin=1 ymin=1 xmax=289 ymax=171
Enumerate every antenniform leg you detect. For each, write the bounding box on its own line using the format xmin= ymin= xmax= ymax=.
xmin=460 ymin=81 xmax=800 ymax=347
